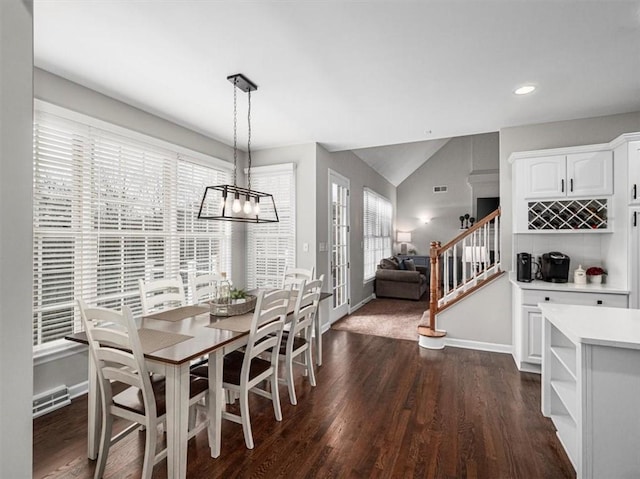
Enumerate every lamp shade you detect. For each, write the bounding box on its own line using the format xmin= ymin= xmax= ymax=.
xmin=397 ymin=232 xmax=412 ymax=243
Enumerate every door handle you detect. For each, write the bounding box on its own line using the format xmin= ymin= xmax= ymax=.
xmin=570 ymin=178 xmax=574 ymax=192
xmin=634 ymin=211 xmax=637 ymax=227
xmin=561 ymin=179 xmax=565 ymax=193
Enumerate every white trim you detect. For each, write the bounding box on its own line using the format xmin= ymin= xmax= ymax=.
xmin=68 ymin=380 xmax=89 ymax=400
xmin=444 ymin=338 xmax=513 ymax=354
xmin=33 ymin=341 xmax=87 ymax=367
xmin=35 ymin=99 xmax=233 ymax=171
xmin=363 ymin=186 xmax=391 ymax=203
xmin=348 ymin=294 xmax=375 ymax=314
xmin=508 ymin=142 xmax=610 ymax=164
xmin=328 ymin=169 xmax=351 ymax=323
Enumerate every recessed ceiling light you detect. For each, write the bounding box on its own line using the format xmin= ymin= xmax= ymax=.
xmin=514 ymin=85 xmax=536 ymax=95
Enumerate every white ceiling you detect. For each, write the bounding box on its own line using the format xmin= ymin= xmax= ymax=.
xmin=34 ymin=1 xmax=640 ymax=185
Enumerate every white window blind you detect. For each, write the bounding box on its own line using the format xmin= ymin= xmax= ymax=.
xmin=245 ymin=164 xmax=296 ymax=289
xmin=32 ymin=105 xmax=231 ymax=351
xmin=363 ymin=188 xmax=392 ymax=281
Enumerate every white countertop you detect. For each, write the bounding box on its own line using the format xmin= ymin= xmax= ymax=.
xmin=508 ymin=271 xmax=629 ymax=295
xmin=539 ymin=303 xmax=640 ymax=350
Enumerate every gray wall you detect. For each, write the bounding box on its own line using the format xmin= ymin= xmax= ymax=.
xmin=32 ymin=69 xmax=248 ymax=396
xmin=315 ymin=145 xmax=396 ymax=309
xmin=0 ymin=0 xmax=34 ymax=476
xmin=397 ymin=133 xmax=499 ymax=255
xmin=252 ymin=144 xmax=317 ymax=272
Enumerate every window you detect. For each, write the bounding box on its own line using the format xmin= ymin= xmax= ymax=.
xmin=32 ymin=103 xmax=232 ymax=351
xmin=246 ymin=164 xmax=296 ymax=289
xmin=363 ymin=188 xmax=392 ymax=281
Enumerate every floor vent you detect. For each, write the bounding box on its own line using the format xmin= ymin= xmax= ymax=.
xmin=33 ymin=386 xmax=70 ymax=418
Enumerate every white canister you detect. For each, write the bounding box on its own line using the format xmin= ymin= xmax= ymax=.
xmin=574 ymin=264 xmax=587 ymax=285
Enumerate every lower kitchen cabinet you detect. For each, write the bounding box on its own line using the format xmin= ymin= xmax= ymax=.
xmin=511 ymin=276 xmax=628 ymax=372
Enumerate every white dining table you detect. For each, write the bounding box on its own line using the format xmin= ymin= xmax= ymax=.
xmin=69 ymin=305 xmax=252 ymax=478
xmin=66 ymin=292 xmax=330 ymax=478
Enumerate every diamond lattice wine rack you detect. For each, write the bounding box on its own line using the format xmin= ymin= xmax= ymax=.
xmin=527 ymin=199 xmax=608 ymax=231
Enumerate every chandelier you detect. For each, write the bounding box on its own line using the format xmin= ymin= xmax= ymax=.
xmin=198 ymin=73 xmax=279 ymax=223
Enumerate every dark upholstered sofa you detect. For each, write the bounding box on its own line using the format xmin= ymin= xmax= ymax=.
xmin=374 ymin=256 xmax=428 ymax=300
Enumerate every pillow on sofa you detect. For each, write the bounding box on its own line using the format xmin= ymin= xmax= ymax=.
xmin=403 ymin=259 xmax=417 ymax=271
xmin=398 ymin=260 xmax=407 ymax=270
xmin=380 ymin=257 xmax=399 ymax=270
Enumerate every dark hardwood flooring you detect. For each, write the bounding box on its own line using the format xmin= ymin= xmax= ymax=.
xmin=34 ymin=330 xmax=575 ymax=478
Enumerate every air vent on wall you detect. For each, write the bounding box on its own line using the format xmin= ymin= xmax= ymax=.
xmin=33 ymin=385 xmax=70 ymax=418
xmin=433 ymin=185 xmax=448 ymax=193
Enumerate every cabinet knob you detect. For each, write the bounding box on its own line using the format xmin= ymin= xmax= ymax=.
xmin=545 ymin=297 xmax=550 ymax=301
xmin=597 ymin=300 xmax=603 ymax=305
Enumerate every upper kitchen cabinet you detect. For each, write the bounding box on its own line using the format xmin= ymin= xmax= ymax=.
xmin=518 ymin=150 xmax=613 ymax=200
xmin=626 ymin=141 xmax=640 ymax=205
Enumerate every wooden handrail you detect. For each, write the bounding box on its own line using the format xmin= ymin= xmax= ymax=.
xmin=437 ymin=207 xmax=501 ymax=254
xmin=423 ymin=207 xmax=502 ymax=338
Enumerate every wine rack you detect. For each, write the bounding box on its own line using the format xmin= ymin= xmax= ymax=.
xmin=527 ymin=199 xmax=608 ymax=231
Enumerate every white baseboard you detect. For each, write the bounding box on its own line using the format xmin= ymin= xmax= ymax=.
xmin=68 ymin=380 xmax=88 ymax=400
xmin=444 ymin=338 xmax=512 ymax=355
xmin=348 ymin=294 xmax=375 ymax=315
xmin=320 ymin=294 xmax=375 ymax=335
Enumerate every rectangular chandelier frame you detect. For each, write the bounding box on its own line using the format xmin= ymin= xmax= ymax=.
xmin=197 ymin=184 xmax=279 ymax=223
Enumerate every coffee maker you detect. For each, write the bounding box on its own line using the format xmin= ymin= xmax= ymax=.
xmin=516 ymin=253 xmax=532 ymax=282
xmin=541 ymin=252 xmax=570 ymax=283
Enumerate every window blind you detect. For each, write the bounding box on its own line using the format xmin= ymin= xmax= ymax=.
xmin=245 ymin=164 xmax=296 ymax=289
xmin=363 ymin=188 xmax=392 ymax=281
xmin=33 ymin=105 xmax=231 ymax=351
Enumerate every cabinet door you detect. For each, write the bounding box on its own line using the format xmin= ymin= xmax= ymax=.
xmin=523 ymin=306 xmax=543 ymax=364
xmin=566 ymin=150 xmax=613 ymax=197
xmin=630 ymin=208 xmax=640 ymax=309
xmin=521 ymin=155 xmax=566 ymax=199
xmin=628 ymin=141 xmax=640 ymax=205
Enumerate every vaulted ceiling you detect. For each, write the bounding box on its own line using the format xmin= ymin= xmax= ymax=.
xmin=34 ymin=1 xmax=640 ymax=185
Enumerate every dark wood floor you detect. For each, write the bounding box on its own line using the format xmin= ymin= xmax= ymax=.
xmin=34 ymin=330 xmax=575 ymax=479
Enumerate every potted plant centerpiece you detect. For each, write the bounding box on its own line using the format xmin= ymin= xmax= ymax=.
xmin=586 ymin=266 xmax=606 ymax=284
xmin=230 ymin=288 xmax=247 ymax=304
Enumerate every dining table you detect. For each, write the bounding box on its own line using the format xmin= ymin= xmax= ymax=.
xmin=66 ymin=291 xmax=330 ymax=479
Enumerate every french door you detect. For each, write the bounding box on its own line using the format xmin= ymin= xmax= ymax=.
xmin=329 ymin=170 xmax=350 ymax=322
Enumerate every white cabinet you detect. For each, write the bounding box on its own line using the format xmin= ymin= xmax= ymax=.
xmin=519 ymin=151 xmax=613 ymax=199
xmin=512 ymin=284 xmax=628 ymax=373
xmin=541 ymin=304 xmax=640 ymax=479
xmin=630 ymin=207 xmax=640 ymax=308
xmin=627 ymin=141 xmax=640 ymax=204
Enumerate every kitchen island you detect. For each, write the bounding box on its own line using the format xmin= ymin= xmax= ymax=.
xmin=539 ymin=303 xmax=640 ymax=479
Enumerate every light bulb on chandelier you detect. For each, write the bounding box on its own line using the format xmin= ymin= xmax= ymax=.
xmin=243 ymin=196 xmax=252 ymax=214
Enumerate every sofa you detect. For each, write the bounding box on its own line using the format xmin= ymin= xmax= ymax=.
xmin=374 ymin=256 xmax=428 ymax=300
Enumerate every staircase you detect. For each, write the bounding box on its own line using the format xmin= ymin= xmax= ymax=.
xmin=418 ymin=208 xmax=503 ymax=349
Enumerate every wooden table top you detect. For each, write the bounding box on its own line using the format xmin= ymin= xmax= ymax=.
xmin=66 ymin=292 xmax=332 ymax=366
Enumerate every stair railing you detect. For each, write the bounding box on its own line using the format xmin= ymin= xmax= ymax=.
xmin=425 ymin=208 xmax=502 ymax=335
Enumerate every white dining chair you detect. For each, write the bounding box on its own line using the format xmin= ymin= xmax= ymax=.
xmin=279 ymin=275 xmax=324 ymax=405
xmin=138 ymin=275 xmax=186 ymax=315
xmin=77 ymin=299 xmax=209 ymax=479
xmin=188 ymin=271 xmax=227 ymax=304
xmin=282 ymin=266 xmax=315 ymax=290
xmin=191 ymin=289 xmax=290 ymax=450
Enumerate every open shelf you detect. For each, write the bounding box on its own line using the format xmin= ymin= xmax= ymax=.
xmin=527 ymin=198 xmax=608 ymax=231
xmin=551 ymin=346 xmax=577 ymax=380
xmin=551 ymin=379 xmax=577 ymax=423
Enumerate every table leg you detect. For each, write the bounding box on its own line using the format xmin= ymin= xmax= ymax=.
xmin=165 ymin=363 xmax=190 ymax=479
xmin=314 ymin=310 xmax=323 ymax=366
xmin=87 ymin=354 xmax=100 ymax=460
xmin=208 ymin=350 xmax=224 ymax=458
